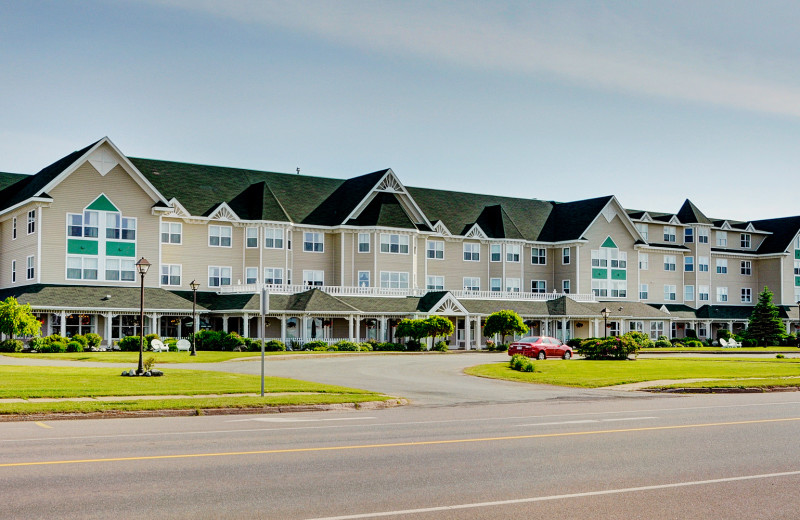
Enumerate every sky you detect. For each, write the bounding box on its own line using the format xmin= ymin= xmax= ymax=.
xmin=2 ymin=0 xmax=800 ymax=222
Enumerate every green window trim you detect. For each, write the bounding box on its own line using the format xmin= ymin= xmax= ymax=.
xmin=86 ymin=194 xmax=119 ymax=212
xmin=67 ymin=239 xmax=98 ymax=255
xmin=592 ymin=268 xmax=608 ymax=279
xmin=795 ymin=249 xmax=800 ymax=260
xmin=795 ymin=276 xmax=800 ymax=287
xmin=601 ymin=236 xmax=618 ymax=249
xmin=106 ymin=241 xmax=136 ymax=257
xmin=611 ymin=269 xmax=627 ymax=280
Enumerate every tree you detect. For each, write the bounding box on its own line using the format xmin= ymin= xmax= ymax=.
xmin=424 ymin=315 xmax=454 ymax=344
xmin=395 ymin=318 xmax=429 ymax=348
xmin=0 ymin=296 xmax=41 ymax=339
xmin=746 ymin=287 xmax=784 ymax=347
xmin=483 ymin=309 xmax=528 ymax=346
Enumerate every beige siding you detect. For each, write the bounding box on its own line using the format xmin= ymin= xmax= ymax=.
xmin=0 ymin=207 xmax=40 ymax=287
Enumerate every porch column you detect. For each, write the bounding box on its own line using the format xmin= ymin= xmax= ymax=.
xmin=561 ymin=318 xmax=567 ymax=341
xmin=705 ymin=321 xmax=711 ymax=339
xmin=474 ymin=316 xmax=483 ymax=349
xmin=243 ymin=314 xmax=250 ymax=338
xmin=593 ymin=318 xmax=599 ymax=338
xmin=355 ymin=317 xmax=361 ymax=342
xmin=222 ymin=314 xmax=229 ymax=333
xmin=727 ymin=321 xmax=733 ymax=333
xmin=379 ymin=317 xmax=387 ymax=342
xmin=104 ymin=312 xmax=113 ymax=347
xmin=787 ymin=321 xmax=792 ymax=334
xmin=280 ymin=315 xmax=287 ymax=342
xmin=60 ymin=311 xmax=66 ymax=337
xmin=302 ymin=316 xmax=308 ymax=341
xmin=464 ymin=314 xmax=471 ymax=350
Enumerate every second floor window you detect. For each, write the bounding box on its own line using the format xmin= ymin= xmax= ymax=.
xmin=716 ymin=259 xmax=728 ymax=274
xmin=245 ymin=267 xmax=258 ymax=284
xmin=699 ymin=256 xmax=709 ymax=272
xmin=264 ymin=268 xmax=284 ymax=285
xmin=531 ymin=280 xmax=546 ymax=293
xmin=490 ymin=278 xmax=502 ymax=292
xmin=303 ymin=269 xmax=324 ymax=286
xmin=664 ymin=255 xmax=676 ymax=271
xmin=246 ymin=228 xmax=258 ymax=248
xmin=664 ymin=284 xmax=676 ymax=301
xmin=304 ymin=232 xmax=324 ymax=252
xmin=161 ymin=222 xmax=181 ymax=244
xmin=505 ymin=277 xmax=520 ymax=292
xmin=161 ymin=264 xmax=181 ymax=286
xmin=663 ymin=226 xmax=676 ymax=243
xmin=209 ymin=225 xmax=232 ymax=247
xmin=427 ymin=240 xmax=444 ymax=259
xmin=380 ymin=234 xmax=408 ymax=254
xmin=208 ymin=266 xmax=232 ymax=287
xmin=105 ymin=258 xmax=134 ymax=282
xmin=264 ymin=228 xmax=284 ymax=249
xmin=531 ymin=248 xmax=546 ymax=265
xmin=490 ymin=244 xmax=501 ymax=262
xmin=741 ymin=260 xmax=752 ymax=276
xmin=68 ymin=211 xmax=99 ymax=238
xmin=463 ymin=243 xmax=480 ymax=261
xmin=699 ymin=285 xmax=709 ymax=301
xmin=358 ymin=233 xmax=370 ymax=253
xmin=506 ymin=244 xmax=520 ymax=263
xmin=380 ymin=271 xmax=409 ymax=288
xmin=106 ymin=214 xmax=136 ymax=240
xmin=639 ymin=284 xmax=648 ymax=300
xmin=463 ymin=277 xmax=480 ymax=291
xmin=562 ymin=248 xmax=570 ymax=264
xmin=27 ymin=210 xmax=36 ymax=234
xmin=684 ymin=256 xmax=694 ymax=272
xmin=426 ymin=275 xmax=444 ymax=290
xmin=639 ymin=253 xmax=648 ymax=270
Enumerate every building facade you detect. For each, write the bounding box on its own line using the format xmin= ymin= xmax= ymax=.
xmin=1 ymin=137 xmax=798 ymax=347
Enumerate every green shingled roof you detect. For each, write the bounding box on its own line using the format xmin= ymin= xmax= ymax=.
xmin=0 ymin=284 xmax=206 ymax=312
xmin=676 ymin=199 xmax=712 ymax=225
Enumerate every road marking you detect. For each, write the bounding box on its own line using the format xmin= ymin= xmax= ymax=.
xmin=304 ymin=469 xmax=800 ymax=519
xmin=2 ymin=416 xmax=799 ymax=468
xmin=226 ymin=417 xmax=375 ymax=423
xmin=518 ymin=416 xmax=657 ymax=427
xmin=601 ymin=416 xmax=657 ymax=422
xmin=34 ymin=422 xmax=52 ymax=429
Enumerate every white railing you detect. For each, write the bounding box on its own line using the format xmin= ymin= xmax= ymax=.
xmin=218 ymin=284 xmax=595 ymax=302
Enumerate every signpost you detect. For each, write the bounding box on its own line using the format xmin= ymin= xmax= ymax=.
xmin=260 ymin=286 xmax=269 ymax=397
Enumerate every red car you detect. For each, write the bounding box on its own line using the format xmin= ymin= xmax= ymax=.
xmin=507 ymin=336 xmax=573 ymax=360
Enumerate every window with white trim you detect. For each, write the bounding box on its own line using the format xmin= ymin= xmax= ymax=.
xmin=639 ymin=253 xmax=648 ymax=270
xmin=11 ymin=260 xmax=15 ymax=283
xmin=562 ymin=280 xmax=570 ymax=293
xmin=106 ymin=213 xmax=135 ymax=240
xmin=684 ymin=285 xmax=694 ymax=301
xmin=303 ymin=270 xmax=325 ymax=286
xmin=380 ymin=233 xmax=408 ymax=254
xmin=246 ymin=227 xmax=258 ymax=248
xmin=27 ymin=210 xmax=35 ymax=235
xmin=698 ymin=256 xmax=709 ymax=272
xmin=264 ymin=268 xmax=283 ymax=285
xmin=717 ymin=286 xmax=728 ymax=302
xmin=11 ymin=217 xmax=16 ymax=240
xmin=380 ymin=271 xmax=409 ymax=288
xmin=698 ymin=322 xmax=708 ymax=338
xmin=591 ymin=249 xmax=607 ymax=267
xmin=716 ymin=231 xmax=727 ymax=247
xmin=635 ymin=223 xmax=648 ymax=241
xmin=67 ymin=256 xmax=98 ymax=280
xmin=684 ymin=256 xmax=694 ymax=272
xmin=716 ymin=259 xmax=727 ymax=274
xmin=357 ymin=271 xmax=370 ymax=287
xmin=562 ymin=247 xmax=570 ymax=264
xmin=245 ymin=267 xmax=258 ymax=284
xmin=664 ymin=284 xmax=676 ymax=301
xmin=26 ymin=255 xmax=34 ymax=280
xmin=663 ymin=226 xmax=676 ymax=243
xmin=663 ymin=255 xmax=676 ymax=271
xmin=358 ymin=233 xmax=370 ymax=253
xmin=699 ymin=285 xmax=709 ymax=301
xmin=629 ymin=321 xmax=644 ymax=333
xmin=741 ymin=288 xmax=752 ymax=303
xmin=463 ymin=243 xmax=480 ymax=262
xmin=697 ymin=227 xmax=709 ymax=243
xmin=506 ymin=244 xmax=520 ymax=262
xmin=639 ymin=284 xmax=648 ymax=300
xmin=209 ymin=225 xmax=232 ymax=247
xmin=740 ymin=233 xmax=751 ymax=248
xmin=161 ymin=264 xmax=182 ymax=286
xmin=531 ymin=280 xmax=546 ymax=293
xmin=427 ymin=240 xmax=443 ymax=259
xmin=490 ymin=277 xmax=501 ymax=292
xmin=741 ymin=260 xmax=752 ymax=275
xmin=67 ymin=211 xmax=99 ymax=238
xmin=264 ymin=228 xmax=284 ymax=249
xmin=611 ymin=280 xmax=627 ymax=298
xmin=463 ymin=277 xmax=480 ymax=291
xmin=161 ymin=222 xmax=181 ymax=244
xmin=105 ymin=258 xmax=134 ymax=282
xmin=426 ymin=275 xmax=444 ymax=290
xmin=531 ymin=248 xmax=546 ymax=265
xmin=490 ymin=244 xmax=501 ymax=262
xmin=684 ymin=228 xmax=693 ymax=243
xmin=304 ymin=232 xmax=324 ymax=252
xmin=650 ymin=321 xmax=664 ymax=340
xmin=795 ymin=260 xmax=800 ymax=276
xmin=592 ymin=280 xmax=608 ymax=298
xmin=208 ymin=266 xmax=232 ymax=287
xmin=505 ymin=277 xmax=520 ymax=292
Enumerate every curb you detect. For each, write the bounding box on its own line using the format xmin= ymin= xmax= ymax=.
xmin=645 ymin=387 xmax=800 ymax=394
xmin=0 ymin=398 xmax=409 ymax=422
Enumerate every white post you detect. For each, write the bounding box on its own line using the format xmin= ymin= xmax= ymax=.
xmin=280 ymin=315 xmax=287 ymax=342
xmin=60 ymin=311 xmax=66 ymax=337
xmin=593 ymin=318 xmax=599 ymax=338
xmin=104 ymin=312 xmax=113 ymax=347
xmin=355 ymin=317 xmax=361 ymax=342
xmin=222 ymin=314 xmax=229 ymax=333
xmin=348 ymin=315 xmax=354 ymax=341
xmin=243 ymin=314 xmax=250 ymax=338
xmin=380 ymin=317 xmax=387 ymax=342
xmin=561 ymin=317 xmax=567 ymax=341
xmin=464 ymin=314 xmax=471 ymax=350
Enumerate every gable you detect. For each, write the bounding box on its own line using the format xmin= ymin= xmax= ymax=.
xmin=86 ymin=194 xmax=119 ymax=212
xmin=345 ymin=170 xmax=432 ymax=229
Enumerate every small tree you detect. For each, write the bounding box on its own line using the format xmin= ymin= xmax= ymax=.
xmin=396 ymin=318 xmax=429 ymax=348
xmin=746 ymin=287 xmax=785 ymax=347
xmin=425 ymin=316 xmax=454 ymax=344
xmin=0 ymin=296 xmax=41 ymax=339
xmin=483 ymin=309 xmax=528 ymax=346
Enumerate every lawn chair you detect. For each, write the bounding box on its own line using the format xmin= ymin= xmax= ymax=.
xmin=719 ymin=338 xmax=730 ymax=348
xmin=176 ymin=339 xmax=191 ymax=352
xmin=727 ymin=337 xmax=742 ymax=348
xmin=150 ymin=339 xmax=168 ymax=352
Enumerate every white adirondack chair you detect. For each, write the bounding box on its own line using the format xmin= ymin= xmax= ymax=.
xmin=150 ymin=339 xmax=167 ymax=352
xmin=719 ymin=338 xmax=730 ymax=348
xmin=176 ymin=339 xmax=191 ymax=352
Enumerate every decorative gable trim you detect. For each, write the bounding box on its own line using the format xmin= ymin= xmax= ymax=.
xmin=88 ymin=148 xmax=118 ymax=176
xmin=720 ymin=221 xmax=732 ymax=230
xmin=668 ymin=215 xmax=680 ymax=225
xmin=160 ymin=198 xmax=191 ymax=218
xmin=640 ymin=212 xmax=653 ymax=223
xmin=659 ymin=305 xmax=670 ymax=314
xmin=345 ymin=169 xmax=433 ymax=229
xmin=432 ymin=220 xmax=451 ymax=237
xmin=745 ymin=223 xmax=755 ymax=232
xmin=207 ymin=202 xmax=239 ymax=221
xmin=582 ymin=197 xmax=643 ymax=247
xmin=601 ymin=204 xmax=616 ymax=223
xmin=428 ymin=293 xmax=468 ymax=315
xmin=464 ymin=223 xmax=488 ymax=240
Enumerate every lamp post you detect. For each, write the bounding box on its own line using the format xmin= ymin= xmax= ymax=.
xmin=600 ymin=307 xmax=611 ymax=338
xmin=796 ymin=301 xmax=800 ymax=347
xmin=190 ymin=280 xmax=200 ymax=356
xmin=135 ymin=257 xmax=151 ymax=375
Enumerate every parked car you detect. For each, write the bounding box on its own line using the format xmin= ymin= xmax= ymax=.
xmin=507 ymin=336 xmax=573 ymax=360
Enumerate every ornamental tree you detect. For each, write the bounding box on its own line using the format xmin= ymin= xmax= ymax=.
xmin=483 ymin=309 xmax=528 ymax=346
xmin=396 ymin=318 xmax=429 ymax=347
xmin=424 ymin=315 xmax=454 ymax=344
xmin=746 ymin=287 xmax=785 ymax=347
xmin=0 ymin=296 xmax=41 ymax=339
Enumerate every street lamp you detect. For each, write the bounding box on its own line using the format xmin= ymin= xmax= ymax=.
xmin=600 ymin=307 xmax=611 ymax=338
xmin=135 ymin=257 xmax=151 ymax=375
xmin=190 ymin=280 xmax=200 ymax=356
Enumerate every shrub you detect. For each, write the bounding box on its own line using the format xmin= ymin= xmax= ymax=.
xmin=625 ymin=332 xmax=653 ymax=350
xmin=485 ymin=340 xmax=496 ymax=351
xmin=66 ymin=341 xmax=83 ymax=352
xmin=358 ymin=342 xmax=373 ymax=351
xmin=742 ymin=338 xmax=758 ymax=348
xmin=405 ymin=339 xmax=424 ymax=351
xmin=717 ymin=329 xmax=732 ymax=341
xmin=265 ymin=339 xmax=286 ymax=352
xmin=145 ymin=333 xmax=160 ymax=349
xmin=685 ymin=328 xmax=697 ymax=339
xmin=28 ymin=337 xmax=47 ymax=352
xmin=118 ymin=336 xmax=142 ymax=352
xmin=220 ymin=332 xmax=245 ymax=351
xmin=71 ymin=334 xmax=88 ymax=347
xmin=509 ymin=354 xmax=534 ymax=372
xmin=658 ymin=335 xmax=669 ymax=342
xmin=433 ymin=340 xmax=448 ymax=352
xmin=164 ymin=338 xmax=178 ymax=352
xmin=45 ymin=334 xmax=67 ymax=345
xmin=48 ymin=341 xmax=67 ymax=353
xmin=304 ymin=340 xmax=329 ymax=351
xmin=191 ymin=330 xmax=226 ymax=351
xmin=335 ymin=340 xmax=360 ymax=352
xmin=84 ymin=332 xmax=102 ymax=348
xmin=143 ymin=356 xmax=156 ymax=372
xmin=776 ymin=354 xmax=785 ymax=359
xmin=566 ymin=338 xmax=582 ymax=348
xmin=654 ymin=339 xmax=671 ymax=348
xmin=0 ymin=339 xmax=24 ymax=352
xmin=782 ymin=333 xmax=797 ymax=347
xmin=373 ymin=342 xmax=405 ymax=351
xmin=685 ymin=340 xmax=703 ymax=348
xmin=575 ymin=335 xmax=641 ymax=360
xmin=495 ymin=343 xmax=509 ymax=352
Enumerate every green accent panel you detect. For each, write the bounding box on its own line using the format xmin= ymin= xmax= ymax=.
xmin=611 ymin=269 xmax=627 ymax=280
xmin=795 ymin=276 xmax=800 ymax=287
xmin=86 ymin=194 xmax=118 ymax=212
xmin=592 ymin=268 xmax=608 ymax=279
xmin=106 ymin=241 xmax=136 ymax=257
xmin=795 ymin=249 xmax=800 ymax=260
xmin=67 ymin=239 xmax=98 ymax=255
xmin=601 ymin=236 xmax=617 ymax=249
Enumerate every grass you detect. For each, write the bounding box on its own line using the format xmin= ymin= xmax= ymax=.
xmin=1 ymin=351 xmax=318 ymax=363
xmin=465 ymin=357 xmax=800 ymax=388
xmin=641 ymin=347 xmax=798 ymax=353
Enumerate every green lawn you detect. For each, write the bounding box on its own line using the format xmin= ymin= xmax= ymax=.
xmin=2 ymin=351 xmax=318 ymax=363
xmin=641 ymin=347 xmax=799 ymax=353
xmin=465 ymin=357 xmax=800 ymax=388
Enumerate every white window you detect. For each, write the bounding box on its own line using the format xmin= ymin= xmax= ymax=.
xmin=591 ymin=249 xmax=607 ymax=267
xmin=741 ymin=288 xmax=752 ymax=303
xmin=629 ymin=321 xmax=644 ymax=333
xmin=562 ymin=280 xmax=570 ymax=293
xmin=610 ymin=280 xmax=627 ymax=298
xmin=161 ymin=264 xmax=182 ymax=286
xmin=264 ymin=268 xmax=284 ymax=285
xmin=609 ymin=249 xmax=626 ymax=268
xmin=698 ymin=256 xmax=709 ymax=272
xmin=11 ymin=260 xmax=15 ymax=283
xmin=699 ymin=285 xmax=710 ymax=301
xmin=426 ymin=275 xmax=444 ymax=290
xmin=490 ymin=244 xmax=501 ymax=262
xmin=303 ymin=270 xmax=325 ymax=286
xmin=741 ymin=260 xmax=752 ymax=276
xmin=505 ymin=277 xmax=520 ymax=292
xmin=106 ymin=214 xmax=135 ymax=240
xmin=741 ymin=233 xmax=751 ymax=249
xmin=358 ymin=233 xmax=370 ymax=253
xmin=209 ymin=225 xmax=232 ymax=247
xmin=664 ymin=284 xmax=676 ymax=301
xmin=246 ymin=227 xmax=258 ymax=248
xmin=463 ymin=243 xmax=480 ymax=261
xmin=69 ymin=210 xmax=98 ymax=238
xmin=27 ymin=210 xmax=35 ymax=235
xmin=592 ymin=280 xmax=608 ymax=297
xmin=105 ymin=258 xmax=134 ymax=282
xmin=26 ymin=255 xmax=34 ymax=280
xmin=357 ymin=271 xmax=370 ymax=287
xmin=664 ymin=255 xmax=676 ymax=271
xmin=795 ymin=260 xmax=800 ymax=276
xmin=506 ymin=244 xmax=520 ymax=262
xmin=562 ymin=247 xmax=570 ymax=264
xmin=639 ymin=284 xmax=648 ymax=300
xmin=490 ymin=277 xmax=502 ymax=292
xmin=161 ymin=222 xmax=182 ymax=244
xmin=639 ymin=253 xmax=649 ymax=270
xmin=427 ymin=240 xmax=444 ymax=259
xmin=650 ymin=321 xmax=664 ymax=340
xmin=717 ymin=231 xmax=727 ymax=247
xmin=531 ymin=248 xmax=546 ymax=265
xmin=245 ymin=267 xmax=258 ymax=284
xmin=684 ymin=256 xmax=694 ymax=272
xmin=380 ymin=271 xmax=409 ymax=288
xmin=716 ymin=259 xmax=727 ymax=274
xmin=684 ymin=285 xmax=694 ymax=301
xmin=663 ymin=226 xmax=676 ymax=243
xmin=697 ymin=227 xmax=709 ymax=243
xmin=11 ymin=217 xmax=16 ymax=240
xmin=208 ymin=266 xmax=232 ymax=287
xmin=684 ymin=228 xmax=693 ymax=243
xmin=304 ymin=232 xmax=324 ymax=252
xmin=531 ymin=280 xmax=546 ymax=293
xmin=635 ymin=223 xmax=649 ymax=241
xmin=463 ymin=277 xmax=480 ymax=291
xmin=380 ymin=233 xmax=408 ymax=254
xmin=717 ymin=286 xmax=728 ymax=302
xmin=698 ymin=322 xmax=708 ymax=338
xmin=67 ymin=256 xmax=98 ymax=280
xmin=264 ymin=228 xmax=284 ymax=249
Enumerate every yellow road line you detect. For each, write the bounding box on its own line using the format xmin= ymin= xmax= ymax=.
xmin=33 ymin=422 xmax=52 ymax=429
xmin=3 ymin=417 xmax=799 ymax=468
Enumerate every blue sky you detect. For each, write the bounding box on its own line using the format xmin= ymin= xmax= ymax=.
xmin=2 ymin=0 xmax=800 ymax=221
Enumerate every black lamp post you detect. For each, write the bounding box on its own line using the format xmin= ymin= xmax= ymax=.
xmin=135 ymin=257 xmax=151 ymax=375
xmin=190 ymin=280 xmax=200 ymax=356
xmin=601 ymin=307 xmax=611 ymax=338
